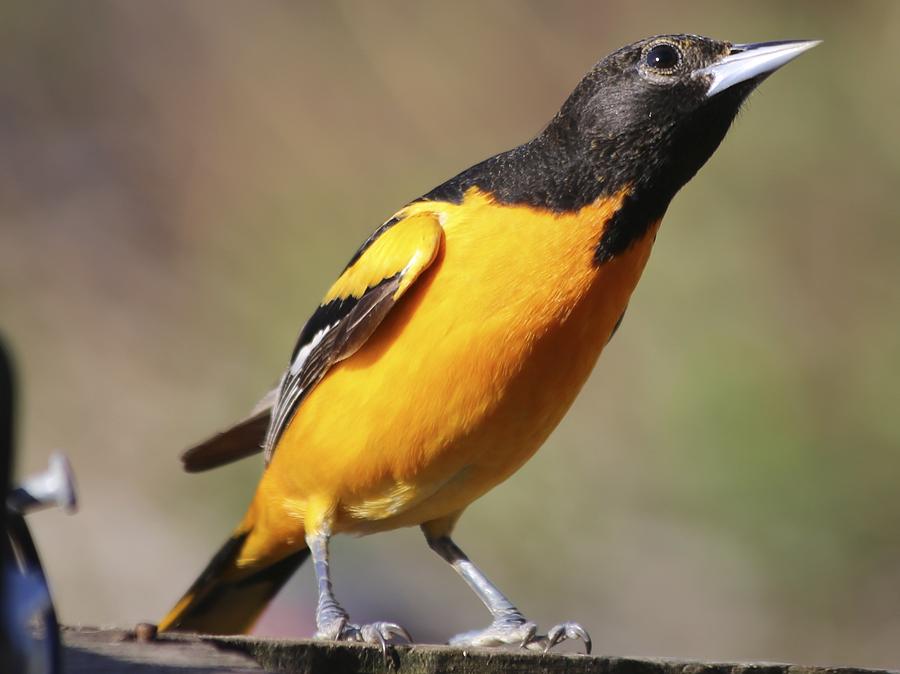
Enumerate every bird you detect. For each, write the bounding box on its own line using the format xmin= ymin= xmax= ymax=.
xmin=158 ymin=34 xmax=818 ymax=653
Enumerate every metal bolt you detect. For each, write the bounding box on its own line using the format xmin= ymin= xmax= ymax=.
xmin=135 ymin=623 xmax=158 ymax=643
xmin=7 ymin=453 xmax=77 ymax=515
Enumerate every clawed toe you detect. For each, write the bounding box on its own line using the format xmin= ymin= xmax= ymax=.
xmin=544 ymin=621 xmax=592 ymax=654
xmin=360 ymin=621 xmax=412 ymax=649
xmin=357 ymin=621 xmax=412 ymax=663
xmin=451 ymin=618 xmax=591 ymax=654
xmin=318 ymin=618 xmax=412 ymax=661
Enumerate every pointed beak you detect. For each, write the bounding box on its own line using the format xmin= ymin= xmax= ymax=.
xmin=698 ymin=39 xmax=821 ymax=98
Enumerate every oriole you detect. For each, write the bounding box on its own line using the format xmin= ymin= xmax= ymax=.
xmin=159 ymin=35 xmax=818 ymax=652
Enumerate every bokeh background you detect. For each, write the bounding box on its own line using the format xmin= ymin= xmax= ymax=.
xmin=3 ymin=0 xmax=899 ymax=668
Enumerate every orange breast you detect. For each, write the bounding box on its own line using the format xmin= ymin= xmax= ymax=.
xmin=258 ymin=187 xmax=659 ymax=538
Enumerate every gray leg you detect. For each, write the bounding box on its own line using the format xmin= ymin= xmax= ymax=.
xmin=306 ymin=531 xmax=411 ymax=654
xmin=426 ymin=535 xmax=591 ymax=654
xmin=307 ymin=532 xmax=349 ymax=640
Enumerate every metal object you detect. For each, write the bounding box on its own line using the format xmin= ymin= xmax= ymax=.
xmin=7 ymin=453 xmax=78 ymax=516
xmin=2 ymin=337 xmax=78 ymax=674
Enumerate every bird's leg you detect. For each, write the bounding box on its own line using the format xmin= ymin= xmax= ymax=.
xmin=307 ymin=531 xmax=350 ymax=640
xmin=306 ymin=531 xmax=412 ymax=654
xmin=426 ymin=534 xmax=591 ymax=654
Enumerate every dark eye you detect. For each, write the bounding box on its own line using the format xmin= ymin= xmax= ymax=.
xmin=645 ymin=44 xmax=680 ymax=70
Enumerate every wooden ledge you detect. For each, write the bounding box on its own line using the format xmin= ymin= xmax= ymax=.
xmin=61 ymin=627 xmax=899 ymax=674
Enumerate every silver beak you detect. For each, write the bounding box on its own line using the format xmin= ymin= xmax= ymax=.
xmin=699 ymin=39 xmax=821 ymax=98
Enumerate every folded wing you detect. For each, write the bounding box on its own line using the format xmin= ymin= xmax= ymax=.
xmin=180 ymin=209 xmax=444 ymax=471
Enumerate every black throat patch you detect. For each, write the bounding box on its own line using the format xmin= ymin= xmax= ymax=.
xmin=419 ymin=131 xmax=671 ymax=268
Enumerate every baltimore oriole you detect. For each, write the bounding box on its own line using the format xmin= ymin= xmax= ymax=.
xmin=159 ymin=35 xmax=818 ymax=652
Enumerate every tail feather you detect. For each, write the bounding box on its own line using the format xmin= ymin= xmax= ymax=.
xmin=180 ymin=411 xmax=270 ymax=473
xmin=159 ymin=528 xmax=308 ymax=635
xmin=180 ymin=387 xmax=278 ymax=472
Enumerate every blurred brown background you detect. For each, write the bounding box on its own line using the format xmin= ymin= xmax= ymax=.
xmin=2 ymin=0 xmax=899 ymax=668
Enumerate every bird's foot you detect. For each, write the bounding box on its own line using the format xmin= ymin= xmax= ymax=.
xmin=537 ymin=621 xmax=592 ymax=654
xmin=448 ymin=616 xmax=537 ymax=649
xmin=449 ymin=618 xmax=591 ymax=654
xmin=316 ymin=615 xmax=412 ymax=658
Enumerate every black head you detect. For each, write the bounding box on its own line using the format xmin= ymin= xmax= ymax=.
xmin=550 ymin=34 xmax=820 ymax=201
xmin=422 ymin=34 xmax=817 ymax=262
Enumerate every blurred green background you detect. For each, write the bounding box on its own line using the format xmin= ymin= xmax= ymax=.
xmin=2 ymin=0 xmax=899 ymax=668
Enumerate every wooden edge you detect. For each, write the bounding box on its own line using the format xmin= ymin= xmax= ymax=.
xmin=61 ymin=627 xmax=900 ymax=674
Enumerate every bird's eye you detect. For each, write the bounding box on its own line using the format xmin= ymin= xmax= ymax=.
xmin=645 ymin=44 xmax=680 ymax=71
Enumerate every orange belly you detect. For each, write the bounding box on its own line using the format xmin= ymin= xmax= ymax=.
xmin=254 ymin=188 xmax=659 ymax=542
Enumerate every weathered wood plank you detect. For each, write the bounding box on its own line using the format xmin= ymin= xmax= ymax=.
xmin=61 ymin=627 xmax=900 ymax=674
xmin=62 ymin=627 xmax=261 ymax=673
